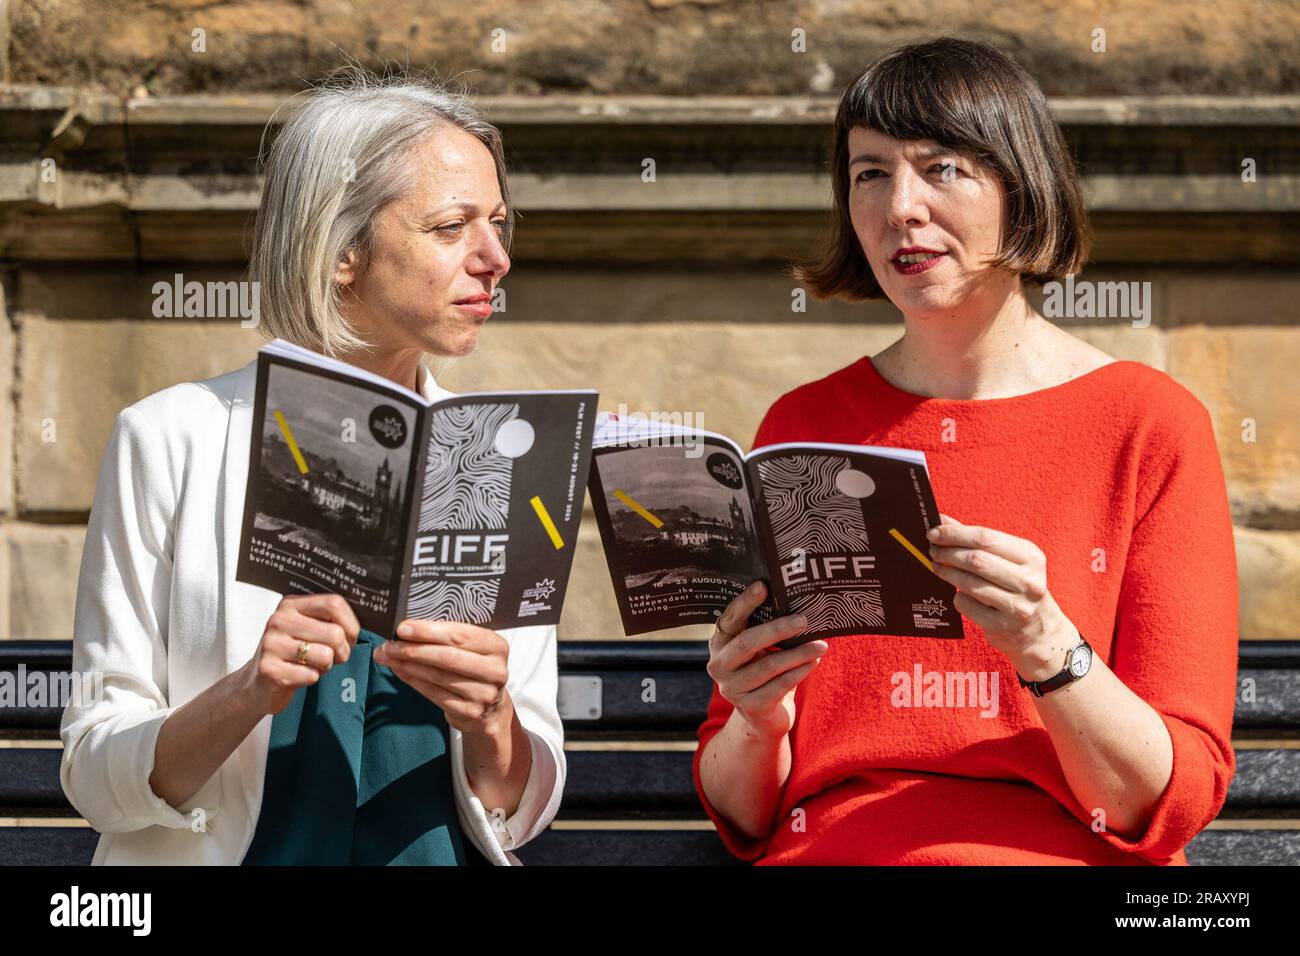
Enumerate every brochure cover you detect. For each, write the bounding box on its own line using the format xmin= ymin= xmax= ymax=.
xmin=236 ymin=338 xmax=597 ymax=635
xmin=587 ymin=413 xmax=965 ymax=646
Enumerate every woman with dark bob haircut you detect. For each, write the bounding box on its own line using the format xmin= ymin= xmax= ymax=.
xmin=693 ymin=37 xmax=1238 ymax=865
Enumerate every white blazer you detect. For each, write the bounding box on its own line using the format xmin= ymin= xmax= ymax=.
xmin=60 ymin=356 xmax=566 ymax=865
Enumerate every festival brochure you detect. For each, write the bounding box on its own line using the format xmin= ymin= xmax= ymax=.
xmin=587 ymin=412 xmax=965 ymax=646
xmin=236 ymin=338 xmax=598 ymax=636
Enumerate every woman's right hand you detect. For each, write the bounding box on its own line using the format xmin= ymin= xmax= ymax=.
xmin=238 ymin=593 xmax=362 ymax=716
xmin=707 ymin=580 xmax=828 ymax=739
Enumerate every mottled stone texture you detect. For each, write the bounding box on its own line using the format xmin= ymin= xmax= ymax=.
xmin=7 ymin=0 xmax=1299 ymax=96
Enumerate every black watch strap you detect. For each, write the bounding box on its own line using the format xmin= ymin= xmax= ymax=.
xmin=1018 ymin=634 xmax=1091 ymax=697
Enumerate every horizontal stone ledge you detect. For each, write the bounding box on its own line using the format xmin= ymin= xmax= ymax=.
xmin=3 ymin=87 xmax=1299 ymax=129
xmin=1 ymin=207 xmax=1296 ymax=264
xmin=1079 ymin=175 xmax=1299 ymax=214
xmin=9 ymin=171 xmax=1297 ymax=215
xmin=12 ymin=264 xmax=1299 ymax=328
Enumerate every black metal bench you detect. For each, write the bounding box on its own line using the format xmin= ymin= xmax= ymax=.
xmin=3 ymin=640 xmax=1298 ymax=865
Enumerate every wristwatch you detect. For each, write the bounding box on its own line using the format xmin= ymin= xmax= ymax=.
xmin=1017 ymin=633 xmax=1093 ymax=697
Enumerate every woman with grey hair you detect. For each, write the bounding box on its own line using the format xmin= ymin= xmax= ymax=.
xmin=60 ymin=67 xmax=565 ymax=865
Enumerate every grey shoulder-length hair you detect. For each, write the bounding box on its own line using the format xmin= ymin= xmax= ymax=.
xmin=249 ymin=66 xmax=513 ymax=357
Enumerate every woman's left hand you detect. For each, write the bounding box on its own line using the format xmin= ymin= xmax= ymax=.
xmin=374 ymin=620 xmax=512 ymax=734
xmin=927 ymin=513 xmax=1078 ymax=681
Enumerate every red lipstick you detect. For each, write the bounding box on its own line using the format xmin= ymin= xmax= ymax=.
xmin=890 ymin=246 xmax=947 ymax=276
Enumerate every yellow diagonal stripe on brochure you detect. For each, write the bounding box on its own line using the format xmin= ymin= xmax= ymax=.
xmin=273 ymin=410 xmax=309 ymax=474
xmin=890 ymin=527 xmax=935 ymax=573
xmin=530 ymin=496 xmax=565 ymax=549
xmin=614 ymin=489 xmax=663 ymax=529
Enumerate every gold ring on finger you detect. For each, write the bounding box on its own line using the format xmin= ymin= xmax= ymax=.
xmin=297 ymin=640 xmax=312 ymax=665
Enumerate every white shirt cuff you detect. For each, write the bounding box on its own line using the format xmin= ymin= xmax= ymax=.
xmin=486 ymin=728 xmax=561 ymax=851
xmin=63 ymin=705 xmax=219 ymax=834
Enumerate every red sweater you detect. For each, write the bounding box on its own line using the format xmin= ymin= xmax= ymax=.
xmin=693 ymin=356 xmax=1239 ymax=865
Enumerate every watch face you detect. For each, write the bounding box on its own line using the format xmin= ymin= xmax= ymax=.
xmin=1069 ymin=644 xmax=1092 ymax=678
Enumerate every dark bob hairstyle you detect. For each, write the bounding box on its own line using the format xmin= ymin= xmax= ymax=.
xmin=795 ymin=36 xmax=1091 ymax=301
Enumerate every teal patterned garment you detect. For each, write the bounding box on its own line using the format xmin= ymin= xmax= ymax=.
xmin=242 ymin=628 xmax=466 ymax=865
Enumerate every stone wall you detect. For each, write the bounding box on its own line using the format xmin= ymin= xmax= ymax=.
xmin=7 ymin=0 xmax=1298 ymax=96
xmin=3 ymin=264 xmax=1297 ymax=645
xmin=0 ymin=1 xmax=1296 ymax=645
